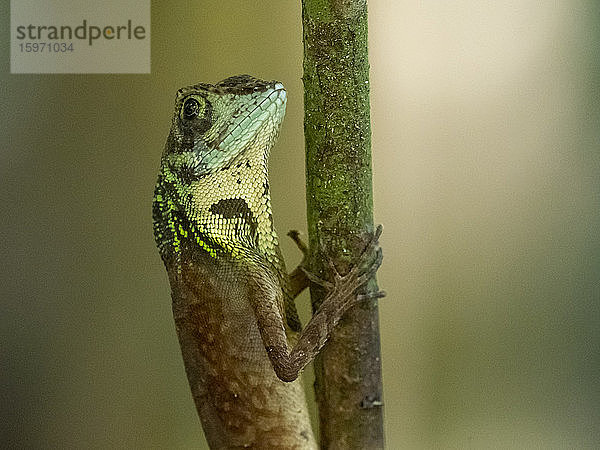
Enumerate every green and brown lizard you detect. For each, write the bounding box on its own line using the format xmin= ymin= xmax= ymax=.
xmin=153 ymin=75 xmax=382 ymax=449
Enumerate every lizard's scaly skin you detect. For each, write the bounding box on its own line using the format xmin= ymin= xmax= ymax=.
xmin=153 ymin=75 xmax=383 ymax=449
xmin=153 ymin=75 xmax=315 ymax=448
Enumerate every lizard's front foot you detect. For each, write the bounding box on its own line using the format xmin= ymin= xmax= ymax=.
xmin=267 ymin=226 xmax=385 ymax=381
xmin=303 ymin=225 xmax=385 ymax=308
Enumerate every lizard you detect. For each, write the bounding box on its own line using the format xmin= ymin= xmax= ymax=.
xmin=152 ymin=74 xmax=383 ymax=449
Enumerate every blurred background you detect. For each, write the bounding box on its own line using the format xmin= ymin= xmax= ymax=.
xmin=1 ymin=1 xmax=599 ymax=448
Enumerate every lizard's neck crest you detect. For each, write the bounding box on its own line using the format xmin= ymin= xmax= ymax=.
xmin=153 ymin=75 xmax=286 ymax=266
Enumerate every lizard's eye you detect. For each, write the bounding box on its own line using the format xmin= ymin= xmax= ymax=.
xmin=181 ymin=97 xmax=203 ymax=121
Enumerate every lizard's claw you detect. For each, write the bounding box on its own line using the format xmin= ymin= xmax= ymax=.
xmin=357 ymin=289 xmax=386 ymax=302
xmin=301 ymin=265 xmax=334 ymax=289
xmin=357 ymin=246 xmax=383 ymax=286
xmin=326 ymin=255 xmax=342 ymax=281
xmin=305 ymin=225 xmax=384 ymax=301
xmin=361 ymin=224 xmax=383 ymax=260
xmin=287 ymin=230 xmax=308 ymax=256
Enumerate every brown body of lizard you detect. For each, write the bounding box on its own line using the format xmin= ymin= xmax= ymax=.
xmin=153 ymin=75 xmax=382 ymax=449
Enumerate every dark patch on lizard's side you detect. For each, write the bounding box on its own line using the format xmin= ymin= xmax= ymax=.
xmin=209 ymin=198 xmax=259 ymax=247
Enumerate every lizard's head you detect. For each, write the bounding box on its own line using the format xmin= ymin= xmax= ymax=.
xmin=154 ymin=75 xmax=287 ymax=264
xmin=163 ymin=74 xmax=287 ymax=180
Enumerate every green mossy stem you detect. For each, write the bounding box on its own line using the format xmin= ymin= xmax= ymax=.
xmin=302 ymin=0 xmax=385 ymax=448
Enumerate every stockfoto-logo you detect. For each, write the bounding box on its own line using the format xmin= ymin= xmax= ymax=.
xmin=11 ymin=0 xmax=150 ymax=74
xmin=15 ymin=19 xmax=147 ymax=46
